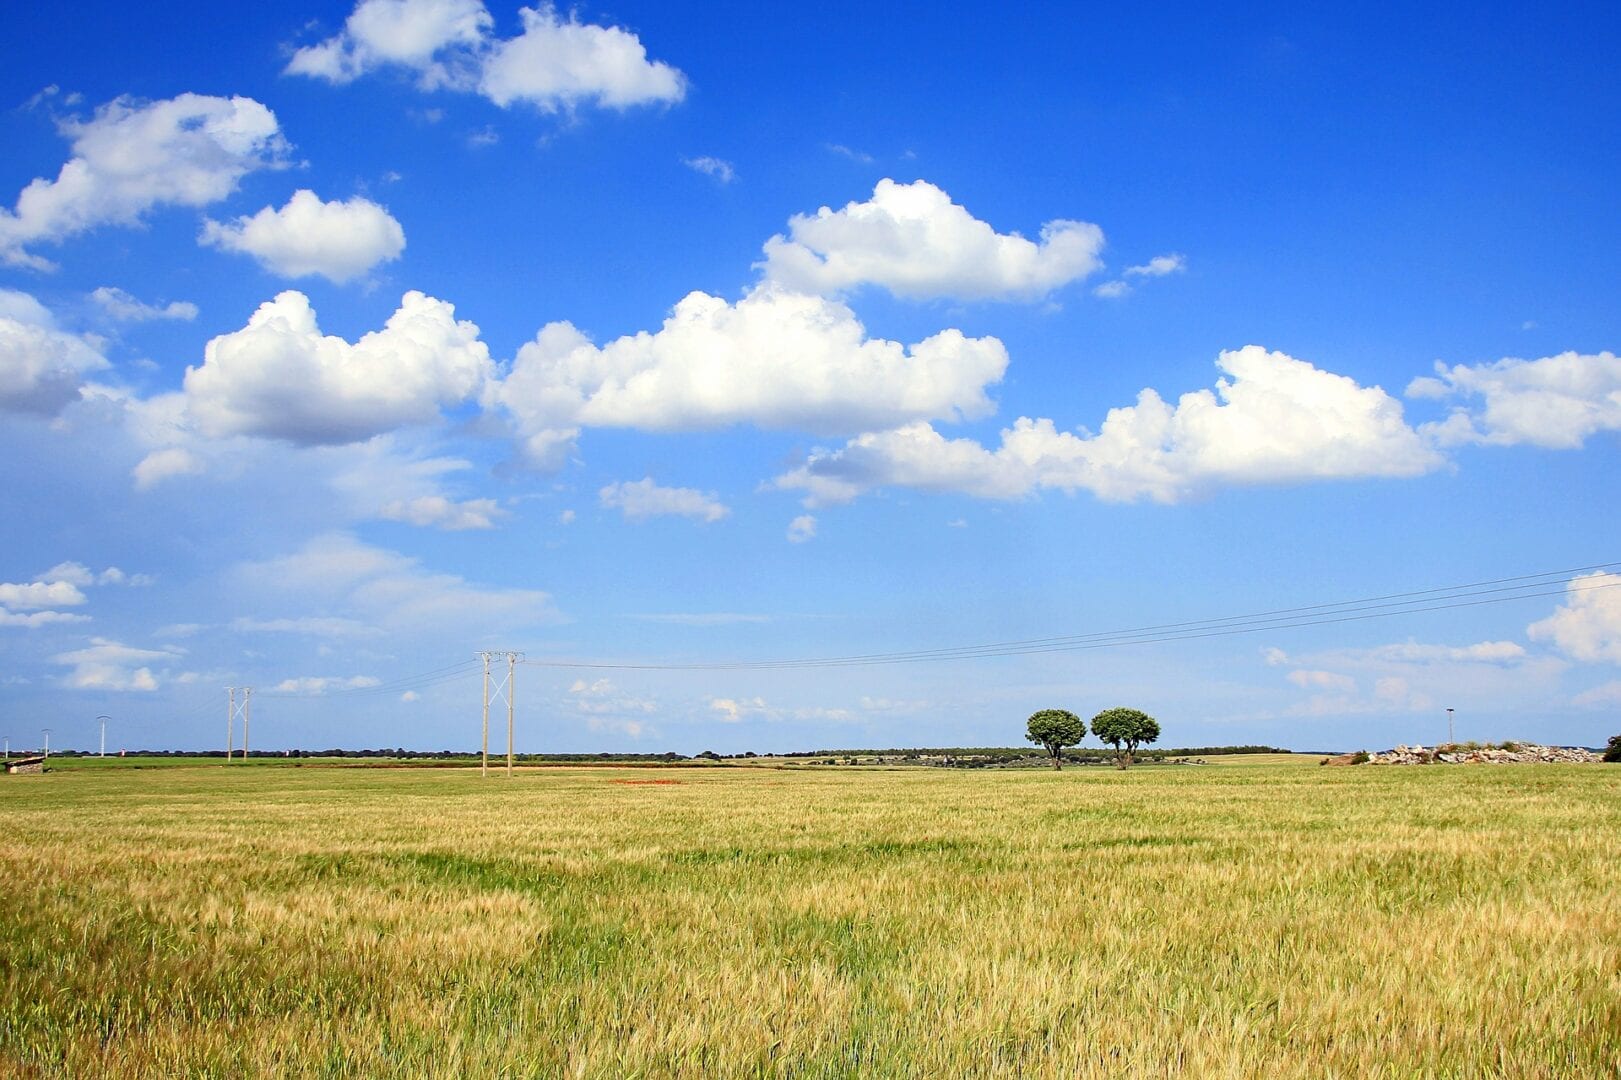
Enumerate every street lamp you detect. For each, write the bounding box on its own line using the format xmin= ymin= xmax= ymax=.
xmin=98 ymin=715 xmax=111 ymax=758
xmin=1446 ymin=707 xmax=1455 ymax=746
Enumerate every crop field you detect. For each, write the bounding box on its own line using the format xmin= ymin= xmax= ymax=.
xmin=2 ymin=760 xmax=1618 ymax=1078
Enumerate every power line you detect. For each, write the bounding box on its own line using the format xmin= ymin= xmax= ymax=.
xmin=520 ymin=561 xmax=1621 ymax=672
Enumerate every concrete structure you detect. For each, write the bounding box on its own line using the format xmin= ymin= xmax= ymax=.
xmin=4 ymin=756 xmax=45 ymax=775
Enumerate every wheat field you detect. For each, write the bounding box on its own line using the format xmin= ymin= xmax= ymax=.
xmin=2 ymin=760 xmax=1617 ymax=1077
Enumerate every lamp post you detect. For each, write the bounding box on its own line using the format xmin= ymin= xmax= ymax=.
xmin=98 ymin=715 xmax=111 ymax=758
xmin=1446 ymin=707 xmax=1455 ymax=746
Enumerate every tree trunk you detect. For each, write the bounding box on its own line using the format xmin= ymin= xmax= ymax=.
xmin=1051 ymin=749 xmax=1061 ymax=770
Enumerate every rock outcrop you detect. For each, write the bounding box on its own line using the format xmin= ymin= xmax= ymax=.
xmin=1366 ymin=743 xmax=1597 ymax=765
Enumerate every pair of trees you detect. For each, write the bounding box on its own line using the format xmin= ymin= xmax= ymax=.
xmin=1026 ymin=707 xmax=1159 ymax=770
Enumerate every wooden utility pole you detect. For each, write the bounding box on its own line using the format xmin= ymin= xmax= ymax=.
xmin=226 ymin=687 xmax=235 ymax=761
xmin=480 ymin=653 xmax=491 ymax=778
xmin=243 ymin=688 xmax=252 ymax=759
xmin=506 ymin=652 xmax=516 ymax=777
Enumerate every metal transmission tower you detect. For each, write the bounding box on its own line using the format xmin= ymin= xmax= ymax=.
xmin=226 ymin=687 xmax=252 ymax=761
xmin=477 ymin=652 xmax=523 ymax=778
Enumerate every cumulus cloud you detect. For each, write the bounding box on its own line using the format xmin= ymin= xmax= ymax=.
xmin=759 ymin=179 xmax=1105 ymax=301
xmin=91 ymin=286 xmax=198 ymax=322
xmin=1527 ymin=572 xmax=1621 ymax=663
xmin=183 ymin=290 xmax=493 ymax=444
xmin=201 ymin=190 xmax=406 ymax=283
xmin=37 ymin=562 xmax=147 ymax=588
xmin=0 ymin=579 xmax=88 ymax=610
xmin=378 ymin=494 xmax=506 ymax=530
xmin=776 ymin=346 xmax=1440 ymax=505
xmin=286 ymin=0 xmax=492 ymax=86
xmin=498 ymin=284 xmax=1007 ymax=467
xmin=708 ymin=696 xmax=852 ymax=724
xmin=133 ymin=447 xmax=205 ymax=489
xmin=683 ymin=156 xmax=735 ymax=183
xmin=600 ymin=477 xmax=729 ymax=523
xmin=0 ymin=288 xmax=109 ymax=414
xmin=480 ymin=5 xmax=686 ymax=110
xmin=786 ymin=514 xmax=816 ymax=543
xmin=288 ymin=0 xmax=686 ymax=113
xmin=0 ymin=93 xmax=288 ymax=269
xmin=1408 ymin=351 xmax=1621 ymax=449
xmin=51 ymin=637 xmax=183 ymax=691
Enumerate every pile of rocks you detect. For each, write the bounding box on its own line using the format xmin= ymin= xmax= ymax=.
xmin=1367 ymin=743 xmax=1598 ymax=765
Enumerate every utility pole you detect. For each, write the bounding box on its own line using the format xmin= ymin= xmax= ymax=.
xmin=226 ymin=687 xmax=236 ymax=760
xmin=1446 ymin=707 xmax=1455 ymax=746
xmin=3 ymin=736 xmax=8 ymax=760
xmin=98 ymin=715 xmax=110 ymax=758
xmin=507 ymin=651 xmax=518 ymax=778
xmin=480 ymin=653 xmax=491 ymax=778
xmin=243 ymin=688 xmax=252 ymax=760
xmin=476 ymin=651 xmax=523 ymax=778
xmin=42 ymin=729 xmax=51 ymax=759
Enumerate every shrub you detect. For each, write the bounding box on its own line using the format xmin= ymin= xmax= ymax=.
xmin=1604 ymin=735 xmax=1621 ymax=763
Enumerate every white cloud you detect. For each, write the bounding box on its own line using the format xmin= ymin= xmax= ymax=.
xmin=558 ymin=509 xmax=576 ymax=525
xmin=379 ymin=494 xmax=506 ymax=530
xmin=270 ymin=675 xmax=381 ymax=694
xmin=1572 ymin=680 xmax=1621 ymax=708
xmin=37 ymin=562 xmax=143 ymax=588
xmin=51 ymin=637 xmax=183 ymax=691
xmin=1408 ymin=351 xmax=1621 ymax=449
xmin=708 ymin=696 xmax=852 ymax=724
xmin=400 ymin=689 xmax=421 ymax=702
xmin=1287 ymin=669 xmax=1357 ymax=692
xmin=183 ymin=290 xmax=493 ymax=444
xmin=824 ymin=144 xmax=874 ymax=164
xmin=133 ymin=447 xmax=205 ymax=489
xmin=0 ymin=93 xmax=288 ymax=269
xmin=231 ymin=615 xmax=378 ymax=637
xmin=1527 ymin=572 xmax=1621 ymax=663
xmin=1092 ymin=280 xmax=1132 ymax=300
xmin=0 ymin=609 xmax=89 ymax=628
xmin=775 ymin=345 xmax=1441 ymax=506
xmin=290 ymin=0 xmax=686 ymax=114
xmin=1270 ymin=638 xmax=1559 ymax=720
xmin=499 ymin=284 xmax=1007 ymax=467
xmin=683 ymin=156 xmax=734 ymax=183
xmin=286 ymin=0 xmax=492 ymax=87
xmin=759 ymin=179 xmax=1105 ymax=301
xmin=786 ymin=514 xmax=816 ymax=543
xmin=600 ymin=477 xmax=729 ymax=523
xmin=201 ymin=190 xmax=406 ymax=283
xmin=236 ymin=533 xmax=560 ymax=632
xmin=0 ymin=288 xmax=109 ymax=415
xmin=91 ymin=287 xmax=198 ymax=322
xmin=569 ymin=678 xmax=656 ymax=729
xmin=1125 ymin=253 xmax=1187 ymax=277
xmin=709 ymin=696 xmax=767 ymax=722
xmin=479 ymin=5 xmax=686 ymax=111
xmin=0 ymin=579 xmax=87 ymax=610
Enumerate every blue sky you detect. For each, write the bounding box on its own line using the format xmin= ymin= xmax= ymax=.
xmin=2 ymin=0 xmax=1618 ymax=755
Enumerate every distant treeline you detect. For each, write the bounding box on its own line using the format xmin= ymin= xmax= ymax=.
xmin=40 ymin=744 xmax=1291 ymax=762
